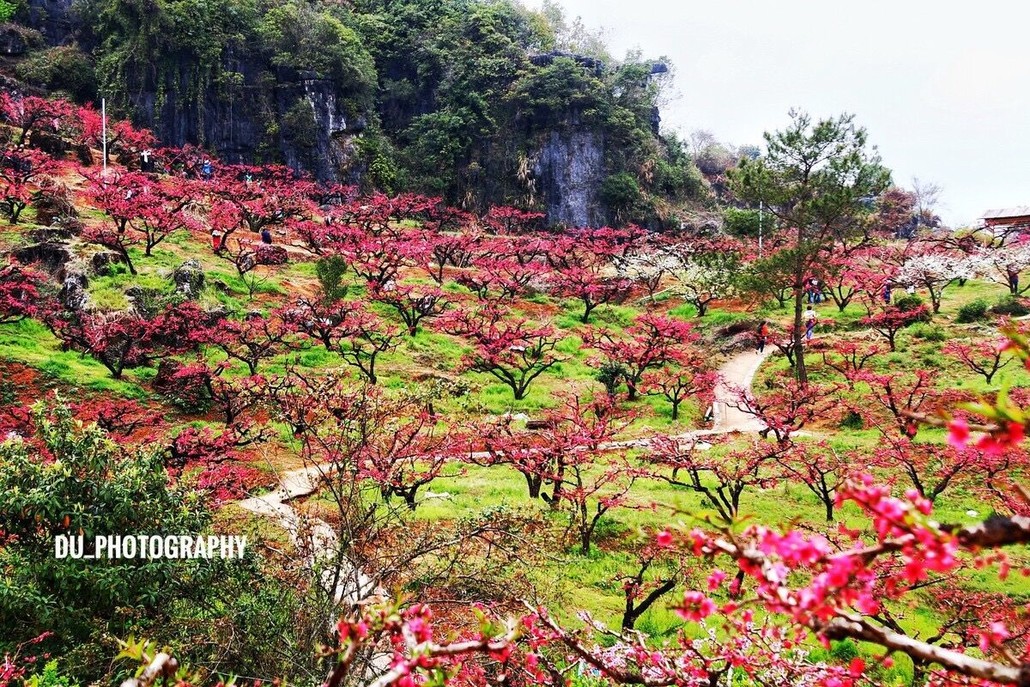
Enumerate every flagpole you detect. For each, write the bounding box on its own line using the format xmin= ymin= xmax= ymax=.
xmin=101 ymin=97 xmax=107 ymax=176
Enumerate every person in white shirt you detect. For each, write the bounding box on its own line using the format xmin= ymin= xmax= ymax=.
xmin=803 ymin=305 xmax=817 ymax=341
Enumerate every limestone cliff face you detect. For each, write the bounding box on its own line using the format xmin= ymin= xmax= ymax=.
xmin=19 ymin=3 xmax=634 ymax=224
xmin=531 ymin=128 xmax=607 ymax=228
xmin=22 ymin=0 xmax=362 ymax=183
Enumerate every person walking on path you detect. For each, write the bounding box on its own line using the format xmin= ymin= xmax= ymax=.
xmin=803 ymin=305 xmax=817 ymax=341
xmin=755 ymin=320 xmax=770 ymax=353
xmin=883 ymin=282 xmax=892 ymax=304
xmin=260 ymin=227 xmax=273 ymax=245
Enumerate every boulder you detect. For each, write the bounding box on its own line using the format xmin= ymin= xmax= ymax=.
xmin=14 ymin=242 xmax=73 ymax=273
xmin=90 ymin=251 xmax=123 ymax=275
xmin=59 ymin=270 xmax=90 ymax=311
xmin=27 ymin=227 xmax=74 ymax=243
xmin=0 ymin=24 xmax=42 ymax=55
xmin=172 ymin=259 xmax=205 ymax=297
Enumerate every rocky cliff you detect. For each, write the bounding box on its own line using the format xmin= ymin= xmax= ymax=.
xmin=12 ymin=0 xmax=684 ymax=228
xmin=531 ymin=128 xmax=607 ymax=228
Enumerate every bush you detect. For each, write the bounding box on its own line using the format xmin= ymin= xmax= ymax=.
xmin=894 ymin=294 xmax=925 ymax=312
xmin=956 ymin=298 xmax=989 ymax=323
xmin=908 ymin=323 xmax=947 ymax=342
xmin=830 ymin=638 xmax=860 ymax=662
xmin=15 ymin=45 xmax=96 ymax=101
xmin=722 ymin=207 xmax=761 ymax=238
xmin=315 ymin=255 xmax=348 ymax=301
xmin=596 ymin=361 xmax=627 ymax=396
xmin=991 ymin=295 xmax=1030 ymax=317
xmin=600 ymin=172 xmax=641 ymax=216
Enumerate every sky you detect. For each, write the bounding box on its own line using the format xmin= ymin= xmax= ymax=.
xmin=521 ymin=0 xmax=1030 ymax=227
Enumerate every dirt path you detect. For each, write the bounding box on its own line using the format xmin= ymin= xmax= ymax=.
xmin=238 ymin=465 xmax=378 ymax=605
xmin=711 ymin=347 xmax=773 ymax=433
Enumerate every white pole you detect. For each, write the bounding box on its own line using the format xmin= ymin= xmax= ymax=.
xmin=758 ymin=200 xmax=764 ymax=257
xmin=101 ymin=98 xmax=107 ymax=176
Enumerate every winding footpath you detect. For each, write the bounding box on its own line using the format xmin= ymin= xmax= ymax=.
xmin=710 ymin=347 xmax=773 ymax=433
xmin=237 ymin=346 xmax=772 ymax=606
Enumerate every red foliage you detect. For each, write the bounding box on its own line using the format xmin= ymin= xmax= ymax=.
xmin=436 ymin=302 xmax=564 ymax=400
xmin=0 ymin=145 xmax=58 ymax=223
xmin=0 ymin=261 xmax=44 ymax=324
xmin=482 ymin=205 xmax=545 ymax=234
xmin=860 ymin=304 xmax=930 ymax=351
xmin=586 ymin=313 xmax=698 ymax=400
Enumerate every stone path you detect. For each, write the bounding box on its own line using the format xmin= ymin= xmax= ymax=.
xmin=710 ymin=347 xmax=773 ymax=433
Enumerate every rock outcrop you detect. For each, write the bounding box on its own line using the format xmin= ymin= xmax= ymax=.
xmin=171 ymin=259 xmax=205 ymax=298
xmin=531 ymin=129 xmax=607 ymax=228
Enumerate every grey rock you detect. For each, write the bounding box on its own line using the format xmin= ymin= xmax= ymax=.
xmin=13 ymin=242 xmax=72 ymax=273
xmin=172 ymin=259 xmax=205 ymax=298
xmin=90 ymin=251 xmax=122 ymax=276
xmin=59 ymin=271 xmax=91 ymax=311
xmin=532 ymin=129 xmax=607 ymax=228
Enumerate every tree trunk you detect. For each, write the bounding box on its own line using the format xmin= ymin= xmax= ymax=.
xmin=793 ymin=285 xmax=808 ymax=385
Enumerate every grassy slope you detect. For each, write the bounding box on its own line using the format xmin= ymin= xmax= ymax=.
xmin=1 ymin=169 xmax=1028 ymax=681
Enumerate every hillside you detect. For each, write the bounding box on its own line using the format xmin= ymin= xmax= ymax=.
xmin=0 ymin=96 xmax=1028 ymax=687
xmin=0 ymin=0 xmax=704 ymax=228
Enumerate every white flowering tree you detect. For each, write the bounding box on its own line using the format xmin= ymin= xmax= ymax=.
xmin=895 ymin=250 xmax=975 ymax=313
xmin=971 ymin=241 xmax=1030 ymax=296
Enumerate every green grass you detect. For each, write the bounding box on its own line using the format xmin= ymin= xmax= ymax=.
xmin=0 ymin=319 xmax=149 ymax=397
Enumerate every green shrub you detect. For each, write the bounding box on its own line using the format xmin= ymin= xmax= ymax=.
xmin=26 ymin=660 xmax=78 ymax=687
xmin=722 ymin=207 xmax=761 ymax=237
xmin=595 ymin=361 xmax=627 ymax=396
xmin=909 ymin=322 xmax=947 ymax=341
xmin=15 ymin=45 xmax=96 ymax=101
xmin=0 ymin=0 xmax=20 ymax=23
xmin=894 ymin=294 xmax=925 ymax=312
xmin=314 ymin=255 xmax=348 ymax=301
xmin=991 ymin=294 xmax=1030 ymax=317
xmin=956 ymin=298 xmax=989 ymax=323
xmin=830 ymin=638 xmax=859 ymax=662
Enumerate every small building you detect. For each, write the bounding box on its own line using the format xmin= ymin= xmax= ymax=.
xmin=981 ymin=206 xmax=1030 ymax=231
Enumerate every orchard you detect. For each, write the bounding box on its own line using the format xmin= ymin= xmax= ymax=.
xmin=0 ymin=93 xmax=1027 ymax=687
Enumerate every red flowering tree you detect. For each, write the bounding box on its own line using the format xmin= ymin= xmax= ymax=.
xmin=352 ymin=396 xmax=465 ymax=510
xmin=368 ymin=281 xmax=451 ymax=336
xmin=851 ymin=368 xmax=938 ymax=437
xmin=0 ymin=261 xmax=43 ymax=324
xmin=641 ymin=366 xmax=718 ymax=421
xmin=774 ymin=441 xmax=855 ymax=521
xmin=728 ymin=378 xmax=837 ymax=445
xmin=218 ymin=237 xmax=289 ymax=298
xmin=418 ymin=229 xmax=480 ymax=283
xmin=436 ymin=303 xmax=564 ymax=400
xmin=648 ymin=436 xmax=783 ymax=525
xmin=860 ymin=303 xmax=930 ymax=351
xmin=206 ymin=165 xmax=314 ymax=241
xmin=456 ymin=254 xmax=545 ymax=301
xmin=944 ymin=338 xmax=1014 ymax=384
xmin=482 ymin=205 xmax=545 ymax=234
xmin=45 ymin=311 xmax=153 ymax=378
xmin=819 ymin=338 xmax=883 ymax=386
xmin=199 ymin=314 xmax=294 ymax=375
xmin=0 ymin=145 xmax=57 ymax=223
xmin=0 ymin=94 xmax=74 ymax=145
xmin=586 ymin=313 xmax=698 ymax=401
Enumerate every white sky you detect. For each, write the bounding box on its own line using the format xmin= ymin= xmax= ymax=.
xmin=521 ymin=0 xmax=1030 ymax=227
